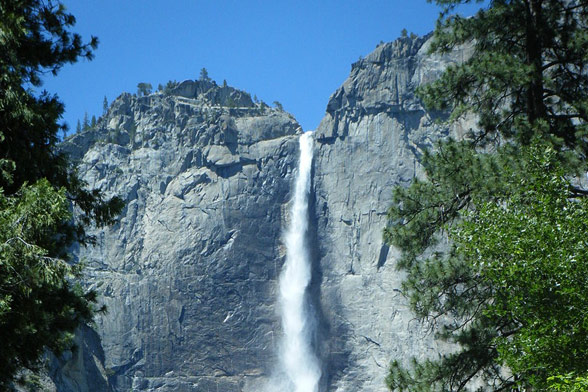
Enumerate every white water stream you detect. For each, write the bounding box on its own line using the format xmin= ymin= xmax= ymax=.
xmin=277 ymin=131 xmax=321 ymax=392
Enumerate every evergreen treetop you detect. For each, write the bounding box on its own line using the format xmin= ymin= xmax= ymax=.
xmin=137 ymin=82 xmax=153 ymax=97
xmin=199 ymin=67 xmax=210 ymax=82
xmin=419 ymin=0 xmax=588 ymax=157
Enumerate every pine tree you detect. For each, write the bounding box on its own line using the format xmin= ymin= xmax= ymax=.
xmin=82 ymin=111 xmax=89 ymax=130
xmin=273 ymin=100 xmax=284 ymax=111
xmin=199 ymin=67 xmax=210 ymax=82
xmin=163 ymin=80 xmax=178 ymax=95
xmin=76 ymin=119 xmax=82 ymax=133
xmin=102 ymin=96 xmax=108 ymax=115
xmin=0 ymin=0 xmax=123 ymax=387
xmin=385 ymin=1 xmax=588 ymax=390
xmin=137 ymin=82 xmax=152 ymax=97
xmin=91 ymin=115 xmax=96 ymax=128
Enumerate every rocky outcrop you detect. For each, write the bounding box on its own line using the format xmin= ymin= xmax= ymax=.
xmin=46 ymin=326 xmax=112 ymax=392
xmin=312 ymin=36 xmax=474 ymax=391
xmin=13 ymin=326 xmax=111 ymax=392
xmin=63 ymin=81 xmax=300 ymax=391
xmin=170 ymin=79 xmax=255 ymax=108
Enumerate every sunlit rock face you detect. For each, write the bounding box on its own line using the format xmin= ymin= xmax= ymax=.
xmin=312 ymin=35 xmax=474 ymax=391
xmin=57 ymin=34 xmax=476 ymax=392
xmin=63 ymin=82 xmax=300 ymax=392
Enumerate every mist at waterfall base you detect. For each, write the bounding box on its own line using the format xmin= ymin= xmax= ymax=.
xmin=266 ymin=132 xmax=322 ymax=392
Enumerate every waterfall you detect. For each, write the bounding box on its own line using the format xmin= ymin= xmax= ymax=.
xmin=277 ymin=131 xmax=321 ymax=392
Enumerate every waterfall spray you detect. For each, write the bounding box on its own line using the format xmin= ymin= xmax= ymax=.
xmin=278 ymin=131 xmax=321 ymax=392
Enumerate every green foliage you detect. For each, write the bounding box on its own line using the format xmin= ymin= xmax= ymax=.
xmin=384 ymin=139 xmax=507 ymax=266
xmin=0 ymin=0 xmax=123 ymax=387
xmin=388 ymin=140 xmax=588 ymax=391
xmin=386 ymin=143 xmax=524 ymax=391
xmin=386 ymin=1 xmax=588 ymax=390
xmin=137 ymin=82 xmax=152 ymax=97
xmin=162 ymin=80 xmax=178 ymax=95
xmin=82 ymin=112 xmax=89 ymax=130
xmin=273 ymin=100 xmax=284 ymax=111
xmin=23 ymin=373 xmax=44 ymax=392
xmin=102 ymin=96 xmax=108 ymax=115
xmin=417 ymin=0 xmax=588 ymax=158
xmin=199 ymin=67 xmax=210 ymax=82
xmin=0 ymin=180 xmax=99 ymax=385
xmin=453 ymin=144 xmax=588 ymax=387
xmin=105 ymin=367 xmax=116 ymax=378
xmin=549 ymin=374 xmax=588 ymax=392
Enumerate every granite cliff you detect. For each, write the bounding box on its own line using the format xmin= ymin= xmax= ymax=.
xmin=312 ymin=35 xmax=473 ymax=391
xmin=62 ymin=80 xmax=300 ymax=391
xmin=53 ymin=34 xmax=473 ymax=391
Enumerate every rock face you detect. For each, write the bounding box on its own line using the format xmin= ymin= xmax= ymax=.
xmin=311 ymin=36 xmax=474 ymax=391
xmin=13 ymin=326 xmax=111 ymax=392
xmin=59 ymin=35 xmax=475 ymax=391
xmin=63 ymin=81 xmax=300 ymax=391
xmin=46 ymin=326 xmax=112 ymax=392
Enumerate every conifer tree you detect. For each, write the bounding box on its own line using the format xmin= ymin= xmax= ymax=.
xmin=199 ymin=67 xmax=210 ymax=82
xmin=385 ymin=1 xmax=588 ymax=390
xmin=102 ymin=95 xmax=108 ymax=115
xmin=137 ymin=82 xmax=152 ymax=97
xmin=82 ymin=111 xmax=89 ymax=130
xmin=163 ymin=80 xmax=178 ymax=95
xmin=0 ymin=0 xmax=123 ymax=387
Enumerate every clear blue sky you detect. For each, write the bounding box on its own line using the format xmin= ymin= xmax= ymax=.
xmin=43 ymin=1 xmax=485 ymax=133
